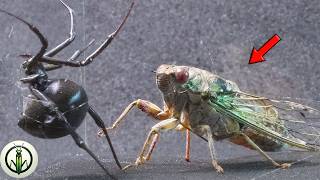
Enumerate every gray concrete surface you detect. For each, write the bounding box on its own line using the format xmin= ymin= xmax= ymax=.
xmin=0 ymin=0 xmax=320 ymax=179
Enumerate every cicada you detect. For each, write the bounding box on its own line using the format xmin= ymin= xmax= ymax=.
xmin=98 ymin=64 xmax=320 ymax=173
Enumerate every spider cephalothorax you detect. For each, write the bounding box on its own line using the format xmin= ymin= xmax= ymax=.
xmin=0 ymin=0 xmax=135 ymax=178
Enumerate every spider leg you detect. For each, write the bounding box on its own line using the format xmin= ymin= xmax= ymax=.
xmin=66 ymin=39 xmax=95 ymax=62
xmin=43 ymin=64 xmax=63 ymax=71
xmin=37 ymin=1 xmax=134 ymax=68
xmin=40 ymin=39 xmax=96 ymax=67
xmin=44 ymin=0 xmax=75 ymax=57
xmin=88 ymin=105 xmax=122 ymax=169
xmin=0 ymin=8 xmax=48 ymax=69
xmin=28 ymin=87 xmax=116 ymax=179
xmin=80 ymin=1 xmax=135 ymax=66
xmin=20 ymin=74 xmax=40 ymax=83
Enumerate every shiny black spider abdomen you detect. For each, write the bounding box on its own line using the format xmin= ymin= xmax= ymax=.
xmin=0 ymin=1 xmax=134 ymax=175
xmin=18 ymin=79 xmax=88 ymax=138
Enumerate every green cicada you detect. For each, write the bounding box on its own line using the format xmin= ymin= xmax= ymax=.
xmin=98 ymin=64 xmax=320 ymax=173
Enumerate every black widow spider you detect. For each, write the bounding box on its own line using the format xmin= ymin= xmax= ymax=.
xmin=0 ymin=0 xmax=134 ymax=178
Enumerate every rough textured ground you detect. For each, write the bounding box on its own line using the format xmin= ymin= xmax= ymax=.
xmin=0 ymin=0 xmax=320 ymax=179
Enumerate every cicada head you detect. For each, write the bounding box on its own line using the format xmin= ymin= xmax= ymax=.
xmin=155 ymin=64 xmax=189 ymax=95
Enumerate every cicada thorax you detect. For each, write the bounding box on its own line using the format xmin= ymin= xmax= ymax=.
xmin=186 ymin=100 xmax=239 ymax=138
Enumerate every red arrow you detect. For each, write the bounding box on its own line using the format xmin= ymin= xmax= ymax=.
xmin=249 ymin=34 xmax=281 ymax=64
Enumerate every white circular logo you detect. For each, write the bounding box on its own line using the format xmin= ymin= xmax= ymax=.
xmin=0 ymin=140 xmax=38 ymax=178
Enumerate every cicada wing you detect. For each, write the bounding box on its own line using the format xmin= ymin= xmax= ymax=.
xmin=270 ymin=97 xmax=320 ymax=148
xmin=209 ymin=91 xmax=320 ymax=151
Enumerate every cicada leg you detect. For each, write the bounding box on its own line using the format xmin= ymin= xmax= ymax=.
xmin=146 ymin=109 xmax=191 ymax=162
xmin=240 ymin=133 xmax=291 ymax=169
xmin=185 ymin=129 xmax=191 ymax=162
xmin=174 ymin=110 xmax=191 ymax=162
xmin=98 ymin=99 xmax=192 ymax=163
xmin=144 ymin=134 xmax=159 ymax=161
xmin=97 ymin=99 xmax=172 ymax=136
xmin=122 ymin=118 xmax=179 ymax=170
xmin=202 ymin=125 xmax=224 ymax=173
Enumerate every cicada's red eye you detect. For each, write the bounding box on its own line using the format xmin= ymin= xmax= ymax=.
xmin=175 ymin=67 xmax=189 ymax=83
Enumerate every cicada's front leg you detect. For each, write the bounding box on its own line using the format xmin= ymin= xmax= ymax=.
xmin=143 ymin=110 xmax=192 ymax=163
xmin=97 ymin=99 xmax=192 ymax=163
xmin=97 ymin=99 xmax=172 ymax=136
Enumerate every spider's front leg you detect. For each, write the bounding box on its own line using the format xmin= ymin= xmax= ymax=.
xmin=38 ymin=1 xmax=135 ymax=68
xmin=44 ymin=0 xmax=75 ymax=58
xmin=79 ymin=1 xmax=134 ymax=66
